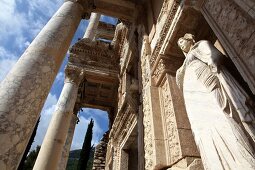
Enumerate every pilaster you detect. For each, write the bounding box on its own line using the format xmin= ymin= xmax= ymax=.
xmin=151 ymin=54 xmax=203 ymax=169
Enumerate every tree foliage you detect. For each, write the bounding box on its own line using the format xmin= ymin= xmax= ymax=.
xmin=66 ymin=148 xmax=94 ymax=170
xmin=18 ymin=118 xmax=40 ymax=170
xmin=77 ymin=119 xmax=94 ymax=170
xmin=23 ymin=146 xmax=40 ymax=170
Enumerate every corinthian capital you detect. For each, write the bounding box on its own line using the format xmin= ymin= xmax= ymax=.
xmin=65 ymin=0 xmax=94 ymax=18
xmin=64 ymin=65 xmax=84 ymax=85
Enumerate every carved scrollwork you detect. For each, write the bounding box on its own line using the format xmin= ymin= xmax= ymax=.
xmin=161 ymin=80 xmax=181 ymax=164
xmin=64 ymin=65 xmax=84 ymax=85
xmin=142 ymin=91 xmax=154 ymax=169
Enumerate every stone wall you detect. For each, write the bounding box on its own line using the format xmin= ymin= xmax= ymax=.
xmin=92 ymin=132 xmax=109 ymax=170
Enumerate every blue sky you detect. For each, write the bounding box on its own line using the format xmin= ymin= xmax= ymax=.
xmin=0 ymin=0 xmax=117 ymax=150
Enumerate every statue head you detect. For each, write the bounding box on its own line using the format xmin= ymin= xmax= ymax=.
xmin=177 ymin=33 xmax=195 ymax=53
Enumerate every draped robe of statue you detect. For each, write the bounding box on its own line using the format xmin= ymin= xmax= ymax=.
xmin=176 ymin=40 xmax=255 ymax=170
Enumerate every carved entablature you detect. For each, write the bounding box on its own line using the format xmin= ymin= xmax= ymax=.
xmin=149 ymin=0 xmax=180 ymax=68
xmin=96 ymin=21 xmax=116 ymax=40
xmin=69 ymin=38 xmax=119 ymax=78
xmin=110 ymin=103 xmax=137 ymax=143
xmin=151 ymin=55 xmax=183 ymax=86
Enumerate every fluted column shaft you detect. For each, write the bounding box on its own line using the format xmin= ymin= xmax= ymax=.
xmin=57 ymin=114 xmax=78 ymax=170
xmin=33 ymin=66 xmax=83 ymax=170
xmin=83 ymin=12 xmax=101 ymax=40
xmin=0 ymin=1 xmax=85 ymax=170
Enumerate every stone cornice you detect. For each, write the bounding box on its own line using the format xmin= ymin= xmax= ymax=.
xmin=69 ymin=38 xmax=119 ymax=73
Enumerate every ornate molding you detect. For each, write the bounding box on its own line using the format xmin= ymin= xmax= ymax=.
xmin=160 ymin=79 xmax=181 ymax=164
xmin=202 ymin=0 xmax=255 ymax=93
xmin=157 ymin=0 xmax=170 ymax=23
xmin=69 ymin=39 xmax=119 ymax=76
xmin=150 ymin=0 xmax=180 ymax=68
xmin=96 ymin=21 xmax=116 ymax=40
xmin=142 ymin=89 xmax=154 ymax=170
xmin=110 ymin=103 xmax=137 ymax=140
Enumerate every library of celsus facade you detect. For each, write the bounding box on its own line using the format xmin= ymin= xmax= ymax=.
xmin=0 ymin=0 xmax=255 ymax=169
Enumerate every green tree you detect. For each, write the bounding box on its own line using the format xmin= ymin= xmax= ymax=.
xmin=23 ymin=146 xmax=40 ymax=170
xmin=77 ymin=119 xmax=94 ymax=170
xmin=18 ymin=118 xmax=40 ymax=170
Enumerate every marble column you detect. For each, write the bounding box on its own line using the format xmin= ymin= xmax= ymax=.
xmin=0 ymin=1 xmax=86 ymax=169
xmin=83 ymin=12 xmax=101 ymax=40
xmin=33 ymin=66 xmax=83 ymax=170
xmin=57 ymin=113 xmax=78 ymax=170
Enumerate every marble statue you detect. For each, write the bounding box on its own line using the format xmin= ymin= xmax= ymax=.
xmin=176 ymin=33 xmax=255 ymax=169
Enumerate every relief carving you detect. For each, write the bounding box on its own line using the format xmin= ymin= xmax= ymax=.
xmin=142 ymin=92 xmax=154 ymax=170
xmin=203 ymin=0 xmax=255 ymax=93
xmin=150 ymin=1 xmax=180 ymax=67
xmin=69 ymin=39 xmax=119 ymax=72
xmin=161 ymin=80 xmax=181 ymax=164
xmin=64 ymin=65 xmax=84 ymax=85
xmin=157 ymin=0 xmax=170 ymax=23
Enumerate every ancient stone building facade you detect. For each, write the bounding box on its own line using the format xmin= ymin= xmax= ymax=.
xmin=0 ymin=0 xmax=254 ymax=170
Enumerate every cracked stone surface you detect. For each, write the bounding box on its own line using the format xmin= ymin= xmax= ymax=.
xmin=57 ymin=114 xmax=78 ymax=170
xmin=0 ymin=1 xmax=84 ymax=169
xmin=33 ymin=66 xmax=83 ymax=170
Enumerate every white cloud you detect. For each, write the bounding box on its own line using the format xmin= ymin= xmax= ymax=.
xmin=0 ymin=0 xmax=62 ymax=52
xmin=0 ymin=0 xmax=26 ymax=34
xmin=0 ymin=0 xmax=110 ymax=153
xmin=28 ymin=0 xmax=62 ymax=18
xmin=55 ymin=71 xmax=64 ymax=83
xmin=0 ymin=46 xmax=18 ymax=81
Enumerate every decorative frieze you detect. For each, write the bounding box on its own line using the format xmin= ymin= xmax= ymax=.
xmin=96 ymin=21 xmax=116 ymax=40
xmin=160 ymin=79 xmax=181 ymax=164
xmin=69 ymin=39 xmax=119 ymax=75
xmin=142 ymin=90 xmax=154 ymax=170
xmin=150 ymin=0 xmax=180 ymax=68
